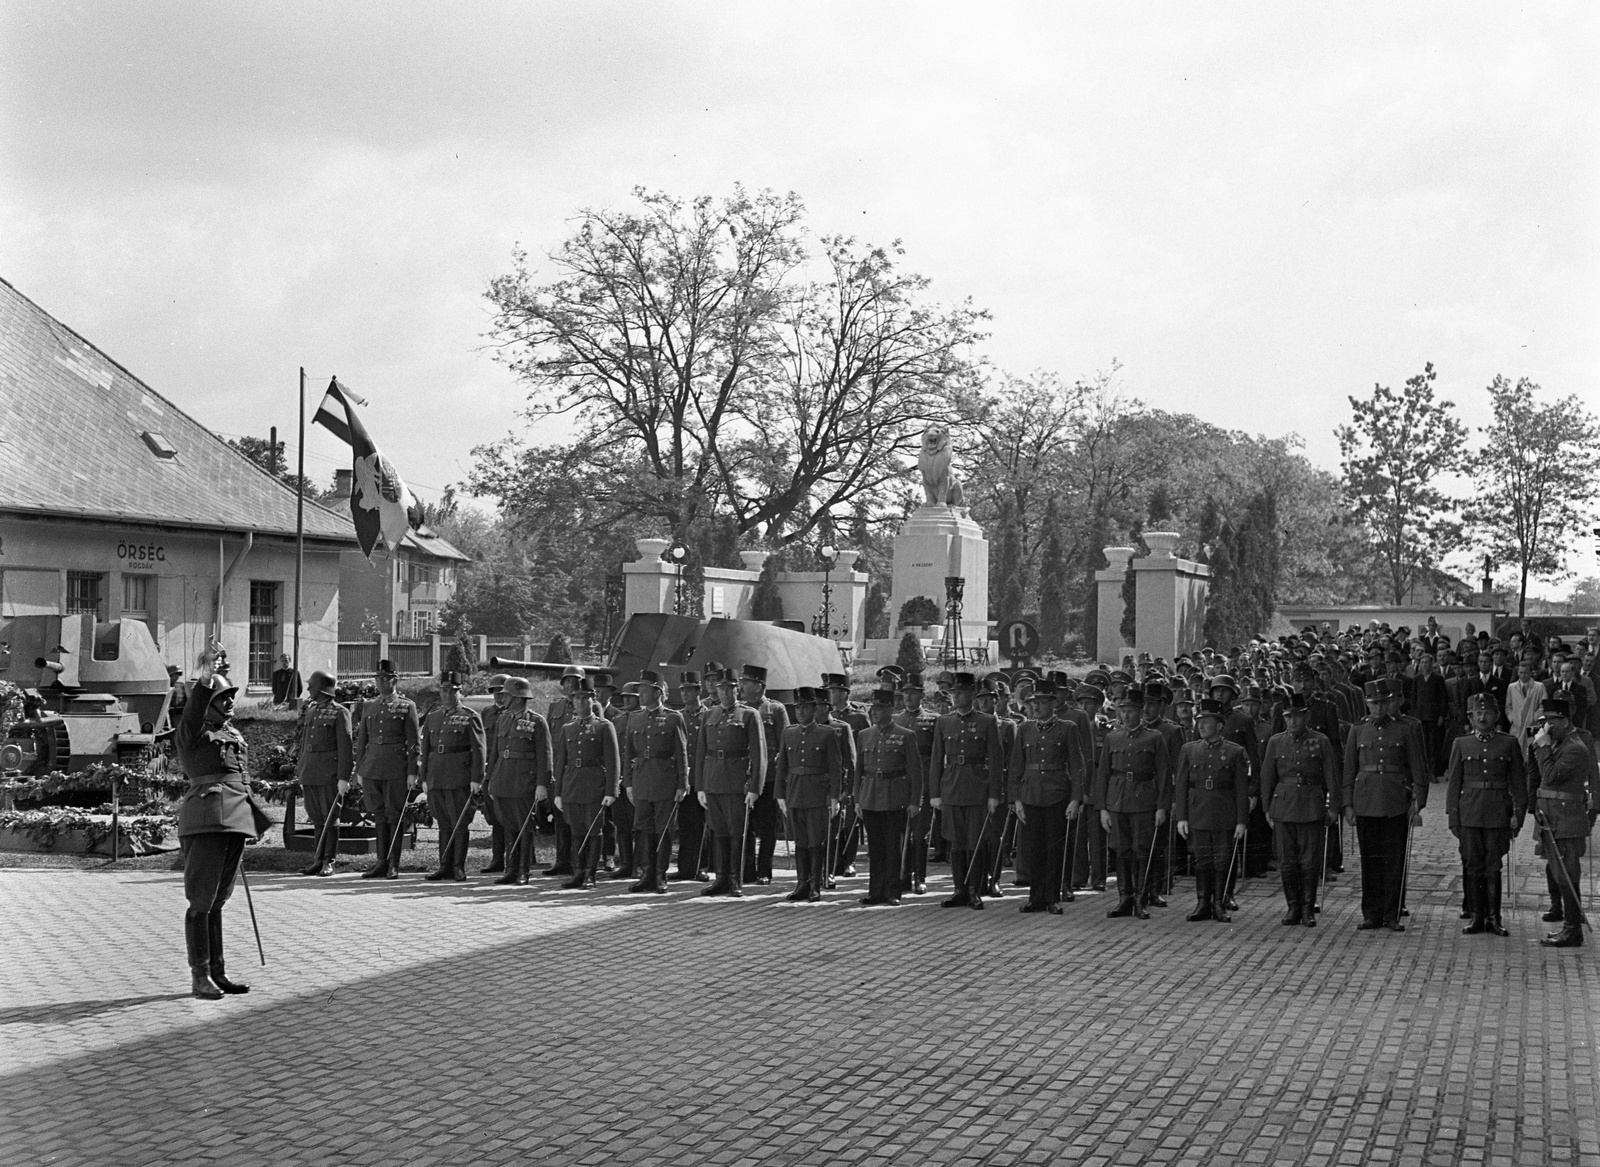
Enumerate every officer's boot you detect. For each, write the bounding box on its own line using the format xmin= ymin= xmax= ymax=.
xmin=1212 ymin=868 xmax=1233 ymax=923
xmin=206 ymin=910 xmax=249 ymax=994
xmin=628 ymin=830 xmax=653 ymax=893
xmin=363 ymin=821 xmax=391 ymax=878
xmin=494 ymin=840 xmax=522 ymax=884
xmin=1301 ymin=870 xmax=1318 ymax=927
xmin=1463 ymin=874 xmax=1488 ymax=934
xmin=483 ymin=824 xmax=506 ymax=874
xmin=1542 ymin=882 xmax=1583 ymax=947
xmin=1459 ymin=866 xmax=1475 ymax=919
xmin=1542 ymin=870 xmax=1564 ymax=922
xmin=1187 ymin=872 xmax=1212 ymax=922
xmin=1486 ymin=873 xmax=1510 ymax=936
xmin=1106 ymin=861 xmax=1135 ymax=918
xmin=807 ymin=847 xmax=826 ymax=901
xmin=561 ymin=836 xmax=588 ymax=890
xmin=942 ymin=852 xmax=973 ymax=908
xmin=701 ymin=839 xmax=727 ymax=897
xmin=1281 ymin=868 xmax=1303 ymax=926
xmin=786 ymin=844 xmax=809 ymax=902
xmin=1131 ymin=862 xmax=1150 ymax=919
xmin=726 ymin=838 xmax=746 ymax=898
xmin=186 ymin=910 xmax=223 ymax=1000
xmin=424 ymin=839 xmax=452 ymax=881
xmin=650 ymin=833 xmax=669 ymax=893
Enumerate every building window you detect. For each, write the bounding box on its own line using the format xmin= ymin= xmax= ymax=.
xmin=66 ymin=571 xmax=105 ymax=618
xmin=249 ymin=581 xmax=280 ymax=686
xmin=412 ymin=609 xmax=431 ymax=638
xmin=122 ymin=574 xmax=153 ymax=632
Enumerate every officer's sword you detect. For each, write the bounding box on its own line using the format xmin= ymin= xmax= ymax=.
xmin=381 ymin=788 xmax=424 ymax=873
xmin=570 ymin=806 xmax=605 ymax=878
xmin=310 ymin=790 xmax=343 ymax=864
xmin=436 ymin=792 xmax=478 ymax=874
xmin=235 ymin=860 xmax=266 ymax=966
xmin=1538 ymin=817 xmax=1592 ymax=932
xmin=1218 ymin=835 xmax=1241 ymax=920
xmin=1140 ymin=819 xmax=1164 ymax=904
xmin=988 ymin=804 xmax=1015 ymax=885
xmin=1058 ymin=811 xmax=1078 ymax=906
xmin=654 ymin=795 xmax=683 ymax=878
xmin=503 ymin=795 xmax=546 ymax=878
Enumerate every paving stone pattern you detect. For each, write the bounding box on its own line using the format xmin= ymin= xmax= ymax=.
xmin=1 ymin=815 xmax=1596 ymax=1166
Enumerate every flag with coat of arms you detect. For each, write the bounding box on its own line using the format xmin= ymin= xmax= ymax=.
xmin=312 ymin=377 xmax=423 ymax=559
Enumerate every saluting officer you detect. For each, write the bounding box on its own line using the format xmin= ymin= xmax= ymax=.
xmin=624 ymin=670 xmax=688 ymax=894
xmin=1175 ymin=699 xmax=1250 ymax=923
xmin=695 ymin=670 xmax=767 ymax=897
xmin=420 ymin=670 xmax=485 ymax=882
xmin=1443 ymin=692 xmax=1525 ymax=936
xmin=740 ymin=665 xmax=789 ymax=886
xmin=296 ymin=670 xmax=353 ymax=877
xmin=487 ymin=677 xmax=553 ymax=885
xmin=895 ymin=673 xmax=937 ymax=895
xmin=775 ymin=687 xmax=844 ymax=903
xmin=353 ymin=659 xmax=420 ymax=880
xmin=928 ymin=672 xmax=1005 ymax=910
xmin=1530 ymin=696 xmax=1598 ymax=948
xmin=1342 ymin=678 xmax=1428 ymax=932
xmin=856 ymin=687 xmax=924 ymax=906
xmin=175 ymin=647 xmax=264 ymax=999
xmin=543 ymin=666 xmax=586 ymax=877
xmin=1260 ymin=693 xmax=1339 ymax=927
xmin=1008 ymin=681 xmax=1088 ymax=915
xmin=553 ymin=679 xmax=619 ymax=889
xmin=1093 ymin=689 xmax=1171 ymax=919
xmin=671 ymin=672 xmax=711 ymax=882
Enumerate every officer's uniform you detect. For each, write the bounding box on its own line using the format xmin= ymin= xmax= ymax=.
xmin=1259 ymin=724 xmax=1338 ymax=924
xmin=1008 ymin=712 xmax=1088 ymax=911
xmin=1092 ymin=719 xmax=1172 ymax=914
xmin=1341 ymin=703 xmax=1429 ymax=929
xmin=927 ymin=701 xmax=1005 ymax=905
xmin=602 ymin=697 xmax=635 ymax=877
xmin=487 ymin=704 xmax=553 ymax=882
xmin=420 ymin=701 xmax=485 ymax=876
xmin=673 ymin=688 xmax=709 ymax=880
xmin=1531 ymin=723 xmax=1598 ymax=944
xmin=775 ymin=713 xmax=843 ymax=899
xmin=554 ymin=714 xmax=620 ymax=885
xmin=894 ymin=696 xmax=937 ymax=892
xmin=176 ymin=673 xmax=264 ymax=995
xmin=625 ymin=701 xmax=689 ymax=891
xmin=743 ymin=694 xmax=790 ymax=884
xmin=296 ymin=695 xmax=353 ymax=867
xmin=479 ymin=693 xmax=509 ymax=871
xmin=695 ymin=699 xmax=767 ymax=895
xmin=856 ymin=707 xmax=924 ymax=905
xmin=1443 ymin=719 xmax=1524 ymax=933
xmin=974 ymin=703 xmax=1017 ymax=895
xmin=545 ymin=688 xmax=581 ymax=871
xmin=1141 ymin=709 xmax=1186 ymax=901
xmin=353 ymin=690 xmax=420 ymax=874
xmin=1175 ymin=734 xmax=1250 ymax=920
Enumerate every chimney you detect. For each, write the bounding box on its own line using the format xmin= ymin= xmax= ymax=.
xmin=333 ymin=468 xmax=353 ymax=500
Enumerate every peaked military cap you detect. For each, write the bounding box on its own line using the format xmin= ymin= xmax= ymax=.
xmin=950 ymin=671 xmax=977 ymax=690
xmin=794 ymin=686 xmax=822 ymax=704
xmin=376 ymin=658 xmax=397 ymax=676
xmin=1362 ymin=678 xmax=1390 ymax=700
xmin=822 ymin=673 xmax=850 ymax=690
xmin=591 ymin=671 xmax=616 ymax=690
xmin=638 ymin=670 xmax=666 ymax=690
xmin=1466 ymin=692 xmax=1498 ymax=713
xmin=899 ymin=672 xmax=925 ymax=691
xmin=1196 ymin=698 xmax=1226 ymax=720
xmin=1076 ymin=683 xmax=1106 ymax=703
xmin=870 ymin=687 xmax=896 ymax=707
xmin=1283 ymin=693 xmax=1309 ymax=712
xmin=678 ymin=670 xmax=702 ymax=687
xmin=1539 ymin=697 xmax=1571 ymax=719
xmin=740 ymin=664 xmax=768 ymax=685
xmin=1032 ymin=680 xmax=1058 ymax=698
xmin=439 ymin=669 xmax=462 ymax=686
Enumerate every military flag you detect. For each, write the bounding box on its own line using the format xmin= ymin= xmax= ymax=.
xmin=312 ymin=376 xmax=420 ymax=559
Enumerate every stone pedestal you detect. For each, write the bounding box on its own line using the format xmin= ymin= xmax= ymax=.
xmin=1095 ymin=547 xmax=1136 ymax=665
xmin=888 ymin=506 xmax=989 ymax=655
xmin=1132 ymin=531 xmax=1210 ymax=660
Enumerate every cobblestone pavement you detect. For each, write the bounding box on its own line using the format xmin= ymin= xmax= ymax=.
xmin=2 ymin=814 xmax=1596 ymax=1167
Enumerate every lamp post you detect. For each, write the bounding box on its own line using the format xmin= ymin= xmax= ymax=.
xmin=666 ymin=542 xmax=689 ymax=616
xmin=603 ymin=573 xmax=624 ymax=647
xmin=941 ymin=575 xmax=966 ymax=667
xmin=811 ymin=543 xmax=848 ymax=640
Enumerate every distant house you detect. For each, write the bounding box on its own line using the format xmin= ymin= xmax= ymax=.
xmin=330 ymin=470 xmax=468 ymax=641
xmin=0 ymin=276 xmax=355 ymax=689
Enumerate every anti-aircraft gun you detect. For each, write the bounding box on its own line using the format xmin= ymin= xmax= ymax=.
xmin=0 ymin=614 xmax=171 ymax=775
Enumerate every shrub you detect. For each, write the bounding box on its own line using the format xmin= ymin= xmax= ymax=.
xmin=897 ymin=595 xmax=941 ymax=629
xmin=896 ymin=631 xmax=925 ymax=674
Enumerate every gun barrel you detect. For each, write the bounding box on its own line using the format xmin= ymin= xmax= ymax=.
xmin=34 ymin=658 xmax=64 ymax=673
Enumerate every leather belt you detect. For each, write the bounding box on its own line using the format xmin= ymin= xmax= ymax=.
xmin=1465 ymin=781 xmax=1507 ymax=791
xmin=1277 ymin=778 xmax=1323 ymax=787
xmin=1029 ymin=766 xmax=1067 ymax=773
xmin=1202 ymin=780 xmax=1234 ymax=791
xmin=1359 ymin=766 xmax=1409 ymax=775
xmin=714 ymin=750 xmax=747 ymax=760
xmin=871 ymin=770 xmax=907 ymax=779
xmin=434 ymin=745 xmax=471 ymax=754
xmin=1538 ymin=787 xmax=1579 ymax=803
xmin=646 ymin=749 xmax=677 ymax=759
xmin=789 ymin=768 xmax=829 ymax=776
xmin=504 ymin=750 xmax=541 ymax=759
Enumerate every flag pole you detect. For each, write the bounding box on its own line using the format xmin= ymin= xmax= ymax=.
xmin=293 ymin=367 xmax=305 ymax=691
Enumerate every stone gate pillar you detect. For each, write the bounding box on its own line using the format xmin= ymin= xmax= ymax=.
xmin=1096 ymin=547 xmax=1135 ymax=664
xmin=1132 ymin=531 xmax=1211 ymax=660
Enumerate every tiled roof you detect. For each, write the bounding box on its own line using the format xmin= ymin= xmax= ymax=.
xmin=0 ymin=276 xmax=354 ymax=543
xmin=402 ymin=526 xmax=470 ymax=562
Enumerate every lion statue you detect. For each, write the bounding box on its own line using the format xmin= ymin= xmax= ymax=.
xmin=917 ymin=424 xmax=964 ymax=507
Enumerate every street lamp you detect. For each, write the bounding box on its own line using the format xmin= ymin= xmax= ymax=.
xmin=666 ymin=542 xmax=689 ymax=615
xmin=812 ymin=543 xmax=848 ymax=640
xmin=603 ymin=573 xmax=624 ymax=647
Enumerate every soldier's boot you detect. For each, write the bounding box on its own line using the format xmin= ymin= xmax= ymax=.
xmin=561 ymin=844 xmax=589 ymax=890
xmin=650 ymin=833 xmax=670 ymax=893
xmin=786 ymin=846 xmax=810 ymax=902
xmin=363 ymin=822 xmax=392 ymax=878
xmin=185 ymin=910 xmax=223 ymax=1000
xmin=628 ymin=830 xmax=654 ymax=893
xmin=494 ymin=852 xmax=522 ymax=885
xmin=807 ymin=847 xmax=825 ymax=902
xmin=726 ymin=841 xmax=746 ymax=898
xmin=1130 ymin=865 xmax=1150 ymax=920
xmin=424 ymin=854 xmax=451 ymax=882
xmin=1542 ymin=921 xmax=1583 ymax=948
xmin=482 ymin=825 xmax=506 ymax=875
xmin=1486 ymin=876 xmax=1510 ymax=936
xmin=1301 ymin=873 xmax=1318 ymax=928
xmin=1106 ymin=862 xmax=1135 ymax=918
xmin=702 ymin=840 xmax=730 ymax=897
xmin=757 ymin=836 xmax=776 ymax=884
xmin=1459 ymin=868 xmax=1475 ymax=919
xmin=1212 ymin=868 xmax=1233 ymax=923
xmin=1187 ymin=872 xmax=1213 ymax=922
xmin=1281 ymin=868 xmax=1303 ymax=926
xmin=1463 ymin=875 xmax=1488 ymax=934
xmin=942 ymin=852 xmax=974 ymax=908
xmin=206 ymin=910 xmax=249 ymax=994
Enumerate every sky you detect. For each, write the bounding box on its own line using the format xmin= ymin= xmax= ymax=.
xmin=3 ymin=2 xmax=1597 ymax=582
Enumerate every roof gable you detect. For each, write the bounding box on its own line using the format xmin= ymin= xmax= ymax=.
xmin=0 ymin=276 xmax=354 ymax=542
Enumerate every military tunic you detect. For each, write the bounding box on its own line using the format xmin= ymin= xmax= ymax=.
xmin=674 ymin=701 xmax=709 ymax=878
xmin=1342 ymin=715 xmax=1429 ymax=926
xmin=1531 ymin=729 xmax=1599 ymax=927
xmin=420 ymin=703 xmax=485 ymax=871
xmin=626 ymin=706 xmax=689 ymax=834
xmin=1174 ymin=737 xmax=1250 ymax=882
xmin=489 ymin=705 xmax=554 ymax=876
xmin=353 ymin=693 xmax=420 ymax=829
xmin=296 ymin=697 xmax=354 ymax=864
xmin=695 ymin=703 xmax=767 ymax=838
xmin=825 ymin=706 xmax=867 ymax=875
xmin=775 ymin=722 xmax=843 ymax=848
xmin=1009 ymin=716 xmax=1088 ymax=908
xmin=555 ymin=716 xmax=620 ymax=868
xmin=1258 ymin=727 xmax=1337 ymax=905
xmin=745 ymin=697 xmax=790 ymax=882
xmin=1092 ymin=724 xmax=1171 ymax=892
xmin=927 ymin=709 xmax=1005 ymax=860
xmin=894 ymin=705 xmax=939 ymax=888
xmin=856 ymin=721 xmax=924 ymax=903
xmin=176 ymin=675 xmax=262 ymax=919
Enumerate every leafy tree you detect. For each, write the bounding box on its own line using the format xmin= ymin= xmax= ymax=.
xmin=863 ymin=583 xmax=889 ymax=638
xmin=544 ymin=632 xmax=573 ymax=663
xmin=751 ymin=551 xmax=786 ymax=620
xmin=1036 ymin=499 xmax=1071 ymax=655
xmin=227 ymin=434 xmax=320 ymax=499
xmin=1466 ymin=375 xmax=1600 ymax=617
xmin=896 ymin=631 xmax=925 ymax=674
xmin=992 ymin=502 xmax=1026 ymax=622
xmin=1336 ymin=363 xmax=1469 ymax=604
xmin=1202 ymin=492 xmax=1280 ymax=647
